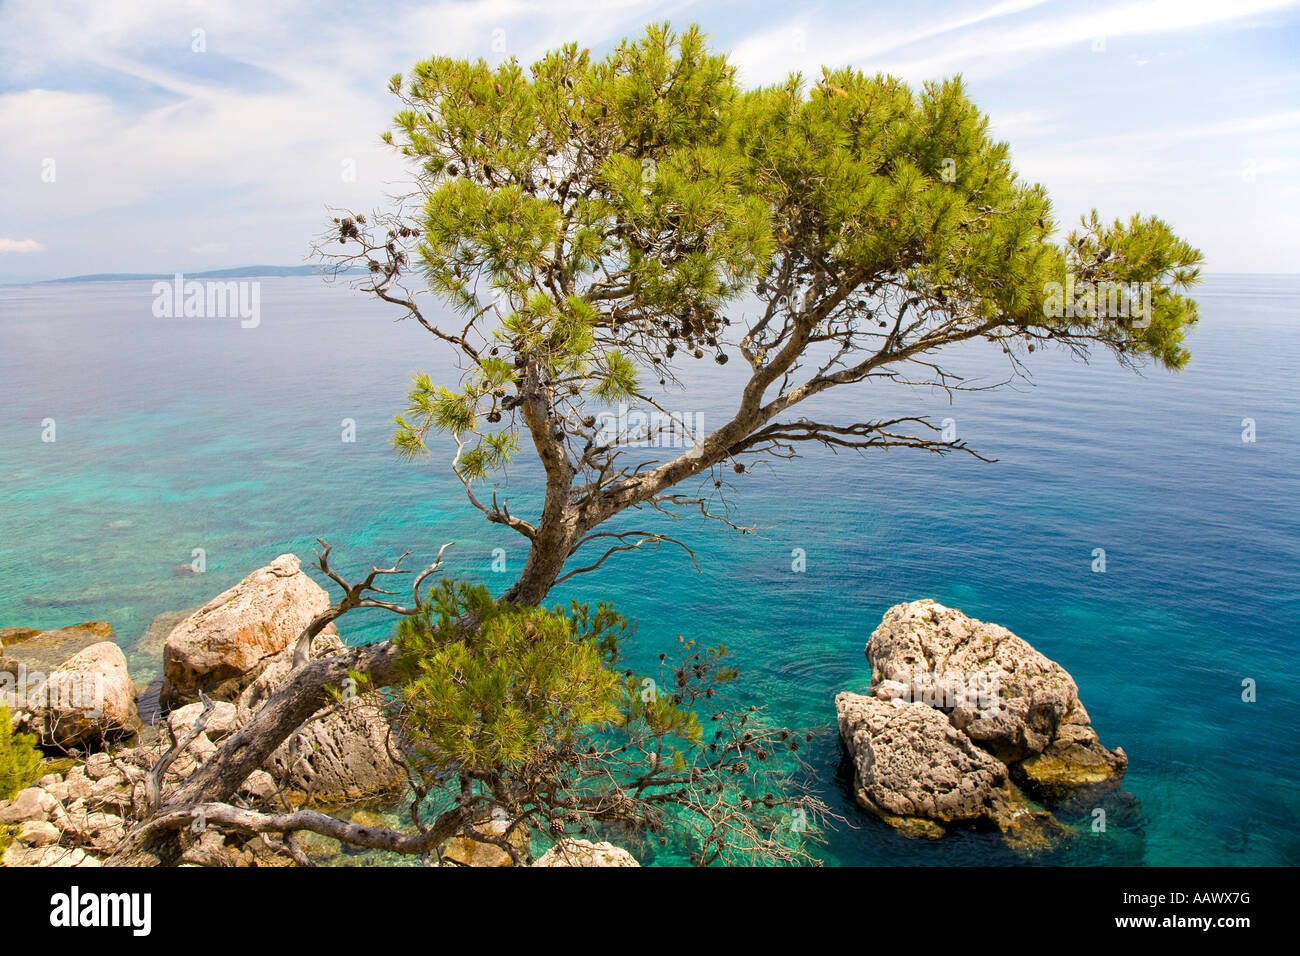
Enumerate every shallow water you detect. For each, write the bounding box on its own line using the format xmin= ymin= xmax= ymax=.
xmin=1 ymin=273 xmax=1296 ymax=865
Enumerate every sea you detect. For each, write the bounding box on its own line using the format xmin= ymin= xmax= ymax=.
xmin=1 ymin=273 xmax=1296 ymax=866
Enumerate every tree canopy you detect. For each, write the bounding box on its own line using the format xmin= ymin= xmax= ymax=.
xmin=321 ymin=23 xmax=1202 ymax=605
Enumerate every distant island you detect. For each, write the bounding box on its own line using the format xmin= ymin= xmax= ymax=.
xmin=36 ymin=265 xmax=361 ymax=284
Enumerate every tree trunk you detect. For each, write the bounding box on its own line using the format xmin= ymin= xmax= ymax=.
xmin=502 ymin=357 xmax=577 ymax=606
xmin=503 ymin=530 xmax=575 ymax=606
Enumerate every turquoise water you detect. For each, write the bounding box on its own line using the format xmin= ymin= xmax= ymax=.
xmin=1 ymin=275 xmax=1297 ymax=866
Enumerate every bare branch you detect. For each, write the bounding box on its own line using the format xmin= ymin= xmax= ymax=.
xmin=291 ymin=540 xmax=454 ymax=668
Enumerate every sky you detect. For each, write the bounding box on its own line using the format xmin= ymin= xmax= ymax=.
xmin=1 ymin=0 xmax=1297 ymax=282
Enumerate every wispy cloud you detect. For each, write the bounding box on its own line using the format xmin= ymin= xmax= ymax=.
xmin=729 ymin=0 xmax=1053 ymax=86
xmin=0 ymin=0 xmax=1296 ymax=278
xmin=731 ymin=0 xmax=1300 ymax=86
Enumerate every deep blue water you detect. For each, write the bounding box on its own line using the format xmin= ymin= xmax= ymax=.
xmin=1 ymin=274 xmax=1296 ymax=866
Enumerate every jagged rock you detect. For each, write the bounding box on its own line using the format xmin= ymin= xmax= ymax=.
xmin=17 ymin=819 xmax=60 ymax=847
xmin=836 ymin=692 xmax=1013 ymax=835
xmin=178 ymin=829 xmax=231 ymax=867
xmin=237 ymin=770 xmax=278 ymax=801
xmin=234 ymin=633 xmax=405 ymax=803
xmin=176 ymin=734 xmax=217 ymax=778
xmin=264 ymin=698 xmax=402 ymax=803
xmin=1002 ymin=805 xmax=1074 ymax=857
xmin=13 ymin=642 xmax=140 ymax=749
xmin=136 ymin=608 xmax=194 ymax=661
xmin=166 ymin=701 xmax=240 ymax=742
xmin=61 ymin=767 xmax=94 ymax=802
xmin=866 ymin=600 xmax=1126 ymax=785
xmin=161 ymin=554 xmax=332 ymax=708
xmin=108 ymin=733 xmax=207 ymax=797
xmin=533 ymin=839 xmax=640 ymax=867
xmin=62 ymin=808 xmax=126 ymax=854
xmin=1016 ymin=700 xmax=1130 ymax=790
xmin=84 ymin=776 xmax=132 ymax=815
xmin=233 ymin=629 xmax=345 ymax=721
xmin=84 ymin=751 xmax=118 ymax=781
xmin=41 ymin=781 xmax=69 ymax=803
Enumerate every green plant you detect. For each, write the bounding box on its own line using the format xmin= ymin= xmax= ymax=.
xmin=0 ymin=706 xmax=44 ymax=801
xmin=391 ymin=581 xmax=827 ymax=865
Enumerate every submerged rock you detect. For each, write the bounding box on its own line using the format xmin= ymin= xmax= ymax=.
xmin=0 ymin=622 xmax=114 ymax=674
xmin=1001 ymin=803 xmax=1075 ymax=857
xmin=441 ymin=817 xmax=530 ymax=867
xmin=135 ymin=608 xmax=195 ymax=663
xmin=161 ymin=554 xmax=330 ymax=708
xmin=1015 ymin=700 xmax=1129 ymax=792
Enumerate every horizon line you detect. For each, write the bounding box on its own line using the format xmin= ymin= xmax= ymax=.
xmin=2 ymin=266 xmax=1297 ymax=288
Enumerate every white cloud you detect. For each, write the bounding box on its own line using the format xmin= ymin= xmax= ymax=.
xmin=730 ymin=0 xmax=1052 ymax=86
xmin=986 ymin=109 xmax=1063 ymax=139
xmin=0 ymin=238 xmax=45 ymax=253
xmin=732 ymin=0 xmax=1300 ymax=87
xmin=0 ymin=0 xmax=1296 ymax=276
xmin=0 ymin=0 xmax=675 ymax=277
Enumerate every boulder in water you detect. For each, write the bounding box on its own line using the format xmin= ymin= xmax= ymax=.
xmin=835 ymin=692 xmax=1012 ymax=836
xmin=865 ymin=599 xmax=1126 ymax=786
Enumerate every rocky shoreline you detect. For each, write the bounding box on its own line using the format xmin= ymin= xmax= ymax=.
xmin=3 ymin=557 xmax=1128 ymax=866
xmin=1 ymin=556 xmax=410 ymax=867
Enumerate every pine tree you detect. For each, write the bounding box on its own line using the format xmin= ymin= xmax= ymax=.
xmin=114 ymin=22 xmax=1204 ymax=866
xmin=320 ymin=22 xmax=1202 ymax=605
